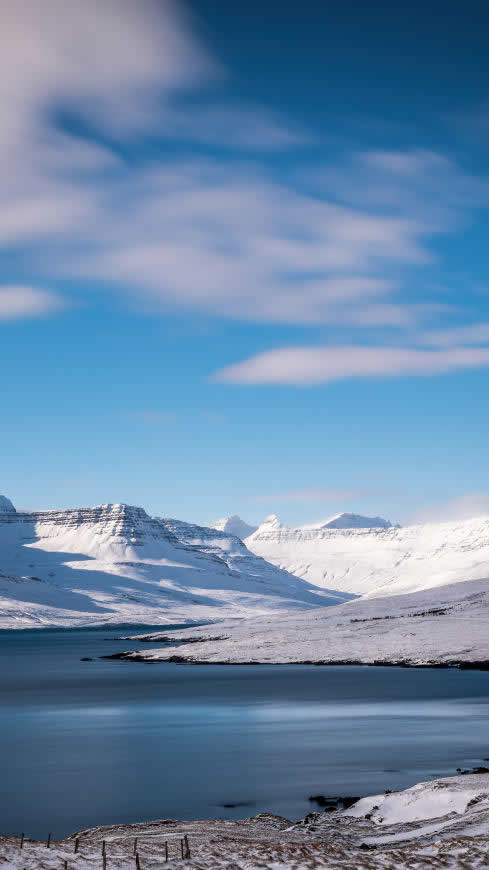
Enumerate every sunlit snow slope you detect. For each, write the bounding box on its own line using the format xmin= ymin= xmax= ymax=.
xmin=122 ymin=577 xmax=489 ymax=667
xmin=245 ymin=512 xmax=489 ymax=597
xmin=0 ymin=498 xmax=350 ymax=628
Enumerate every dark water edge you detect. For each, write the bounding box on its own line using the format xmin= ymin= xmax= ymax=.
xmin=1 ymin=625 xmax=489 ymax=840
xmin=106 ymin=651 xmax=489 ymax=670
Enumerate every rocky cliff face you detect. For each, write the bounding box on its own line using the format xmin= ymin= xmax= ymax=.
xmin=23 ymin=504 xmax=179 ymax=553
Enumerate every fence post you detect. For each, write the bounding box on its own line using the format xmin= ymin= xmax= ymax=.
xmin=74 ymin=838 xmax=79 ymax=853
xmin=47 ymin=832 xmax=52 ymax=848
xmin=135 ymin=851 xmax=141 ymax=870
xmin=133 ymin=837 xmax=138 ymax=855
xmin=64 ymin=861 xmax=68 ymax=870
xmin=184 ymin=835 xmax=190 ymax=859
xmin=180 ymin=839 xmax=184 ymax=859
xmin=165 ymin=841 xmax=168 ymax=862
xmin=102 ymin=840 xmax=106 ymax=856
xmin=20 ymin=833 xmax=24 ymax=850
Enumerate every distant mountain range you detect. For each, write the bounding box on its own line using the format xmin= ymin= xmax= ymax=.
xmin=0 ymin=497 xmax=350 ymax=629
xmin=244 ymin=512 xmax=489 ymax=598
xmin=211 ymin=511 xmax=392 ymax=537
xmin=3 ymin=496 xmax=489 ymax=632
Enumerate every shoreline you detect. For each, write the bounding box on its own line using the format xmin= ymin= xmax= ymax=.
xmin=102 ymin=650 xmax=489 ymax=670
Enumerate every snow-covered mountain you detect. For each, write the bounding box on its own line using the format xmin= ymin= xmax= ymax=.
xmin=0 ymin=497 xmax=350 ymax=629
xmin=302 ymin=512 xmax=393 ymax=530
xmin=0 ymin=495 xmax=15 ymax=513
xmin=211 ymin=515 xmax=258 ymax=539
xmin=245 ymin=513 xmax=489 ymax=598
xmin=120 ymin=576 xmax=489 ymax=667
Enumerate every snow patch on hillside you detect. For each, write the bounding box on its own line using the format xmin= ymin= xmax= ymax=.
xmin=345 ymin=774 xmax=489 ymax=826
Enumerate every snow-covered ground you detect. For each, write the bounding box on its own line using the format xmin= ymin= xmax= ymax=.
xmin=245 ymin=512 xmax=489 ymax=597
xmin=2 ymin=774 xmax=489 ymax=868
xmin=0 ymin=499 xmax=349 ymax=629
xmin=119 ymin=576 xmax=489 ymax=666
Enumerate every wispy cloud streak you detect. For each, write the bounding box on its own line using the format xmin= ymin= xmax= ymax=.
xmin=0 ymin=286 xmax=64 ymax=320
xmin=213 ymin=345 xmax=489 ymax=385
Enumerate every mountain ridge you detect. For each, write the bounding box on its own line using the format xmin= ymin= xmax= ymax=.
xmin=0 ymin=496 xmax=351 ymax=629
xmin=300 ymin=511 xmax=394 ymax=530
xmin=245 ymin=513 xmax=489 ymax=598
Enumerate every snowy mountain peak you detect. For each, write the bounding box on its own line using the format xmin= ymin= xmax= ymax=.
xmin=263 ymin=514 xmax=283 ymax=527
xmin=211 ymin=515 xmax=258 ymax=539
xmin=314 ymin=512 xmax=393 ymax=530
xmin=0 ymin=495 xmax=15 ymax=513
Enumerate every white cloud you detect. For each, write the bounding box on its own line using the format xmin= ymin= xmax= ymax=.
xmin=0 ymin=1 xmax=488 ymax=344
xmin=51 ymin=148 xmax=483 ymax=328
xmin=48 ymin=162 xmax=435 ymax=326
xmin=422 ymin=323 xmax=489 ymax=347
xmin=310 ymin=148 xmax=489 ymax=231
xmin=363 ymin=150 xmax=451 ymax=175
xmin=0 ymin=286 xmax=63 ymax=320
xmin=414 ymin=493 xmax=489 ymax=523
xmin=213 ymin=345 xmax=489 ymax=385
xmin=0 ymin=0 xmax=216 ymax=133
xmin=0 ymin=0 xmax=215 ymax=251
xmin=0 ymin=0 xmax=305 ymax=150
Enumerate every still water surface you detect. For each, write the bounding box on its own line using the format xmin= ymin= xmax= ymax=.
xmin=1 ymin=626 xmax=489 ymax=838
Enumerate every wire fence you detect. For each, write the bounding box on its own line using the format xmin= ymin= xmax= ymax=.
xmin=6 ymin=830 xmax=192 ymax=867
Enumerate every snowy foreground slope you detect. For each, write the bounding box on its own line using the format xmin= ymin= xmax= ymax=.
xmin=0 ymin=500 xmax=348 ymax=629
xmin=120 ymin=577 xmax=489 ymax=666
xmin=3 ymin=774 xmax=489 ymax=869
xmin=245 ymin=512 xmax=489 ymax=597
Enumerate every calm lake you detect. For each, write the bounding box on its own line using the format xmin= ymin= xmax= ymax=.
xmin=1 ymin=625 xmax=489 ymax=839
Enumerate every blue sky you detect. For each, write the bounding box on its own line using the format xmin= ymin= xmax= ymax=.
xmin=1 ymin=0 xmax=489 ymax=526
